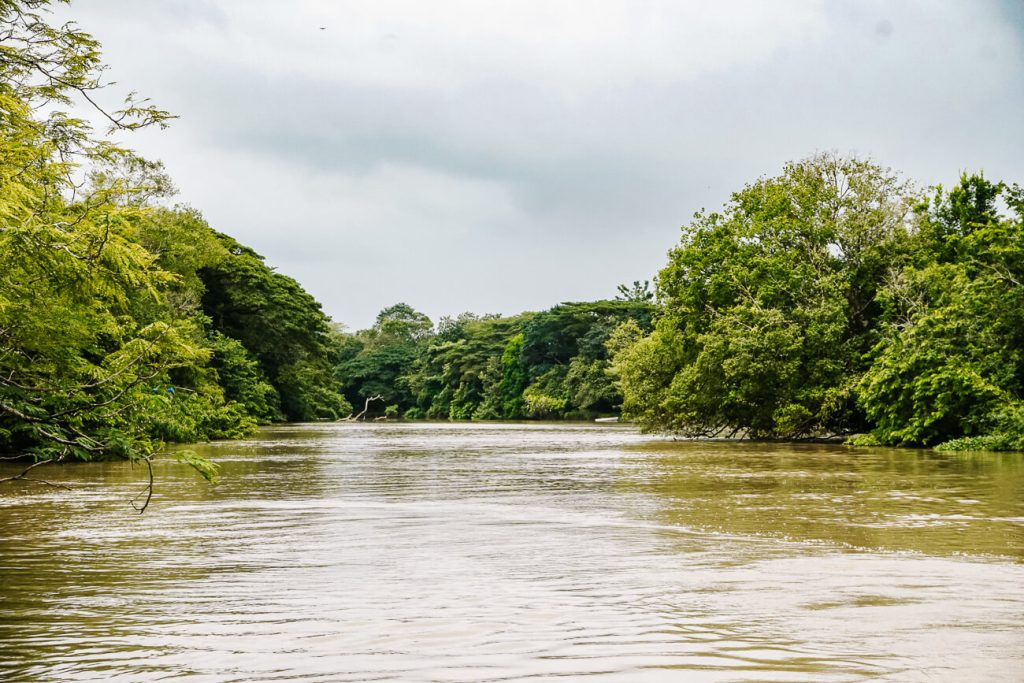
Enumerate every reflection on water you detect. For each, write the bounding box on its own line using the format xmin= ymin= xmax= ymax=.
xmin=0 ymin=422 xmax=1022 ymax=682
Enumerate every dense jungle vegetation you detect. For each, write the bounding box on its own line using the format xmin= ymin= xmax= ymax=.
xmin=337 ymin=157 xmax=1024 ymax=452
xmin=335 ymin=297 xmax=655 ymax=421
xmin=0 ymin=0 xmax=348 ymax=483
xmin=613 ymin=156 xmax=1024 ymax=451
xmin=2 ymin=0 xmax=1022 ymax=489
xmin=300 ymin=155 xmax=1024 ymax=453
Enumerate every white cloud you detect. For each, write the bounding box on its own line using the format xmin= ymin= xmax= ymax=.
xmin=53 ymin=0 xmax=1024 ymax=328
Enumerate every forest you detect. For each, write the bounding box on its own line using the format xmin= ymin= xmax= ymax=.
xmin=2 ymin=0 xmax=1022 ymax=488
xmin=336 ymin=157 xmax=1024 ymax=455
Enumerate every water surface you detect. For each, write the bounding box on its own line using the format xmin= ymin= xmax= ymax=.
xmin=1 ymin=422 xmax=1022 ymax=681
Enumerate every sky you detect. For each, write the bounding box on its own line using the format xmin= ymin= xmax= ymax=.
xmin=55 ymin=0 xmax=1024 ymax=330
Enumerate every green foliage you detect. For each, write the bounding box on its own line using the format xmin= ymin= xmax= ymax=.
xmin=0 ymin=1 xmax=351 ymax=481
xmin=334 ymin=299 xmax=653 ymax=422
xmin=935 ymin=405 xmax=1024 ymax=452
xmin=616 ymin=153 xmax=912 ymax=437
xmin=511 ymin=300 xmax=655 ymax=419
xmin=523 ymin=389 xmax=567 ymax=418
xmin=206 ymin=332 xmax=281 ymax=423
xmin=858 ymin=174 xmax=1024 ymax=448
xmin=564 ymin=356 xmax=616 ymax=413
xmin=374 ymin=303 xmax=433 ymax=341
xmin=197 ymin=233 xmax=350 ymax=420
xmin=616 ymin=280 xmax=654 ymax=303
xmin=0 ymin=12 xmax=217 ymax=464
xmin=334 ymin=304 xmax=432 ymax=413
xmin=521 ymin=300 xmax=655 ymax=371
xmin=614 ymin=158 xmax=1022 ymax=451
xmin=175 ymin=451 xmax=221 ymax=483
xmin=498 ymin=334 xmax=527 ymax=418
xmin=0 ymin=1 xmax=173 ymax=140
xmin=414 ymin=313 xmax=527 ymax=420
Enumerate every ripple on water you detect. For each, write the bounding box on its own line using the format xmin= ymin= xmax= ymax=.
xmin=1 ymin=422 xmax=1022 ymax=682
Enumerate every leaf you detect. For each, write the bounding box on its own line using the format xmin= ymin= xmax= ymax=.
xmin=174 ymin=451 xmax=220 ymax=484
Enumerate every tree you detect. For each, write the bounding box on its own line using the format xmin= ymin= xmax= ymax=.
xmin=857 ymin=174 xmax=1024 ymax=449
xmin=416 ymin=314 xmax=529 ymax=420
xmin=0 ymin=0 xmax=219 ymax=492
xmin=615 ymin=154 xmax=913 ymax=437
xmin=498 ymin=334 xmax=527 ymax=418
xmin=335 ymin=303 xmax=434 ymax=415
xmin=198 ymin=234 xmax=350 ymax=421
xmin=616 ymin=280 xmax=654 ymax=303
xmin=373 ymin=303 xmax=434 ymax=342
xmin=0 ymin=2 xmax=352 ymax=498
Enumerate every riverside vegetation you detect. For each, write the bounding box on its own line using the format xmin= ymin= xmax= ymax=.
xmin=338 ymin=158 xmax=1024 ymax=454
xmin=1 ymin=1 xmax=1022 ymax=490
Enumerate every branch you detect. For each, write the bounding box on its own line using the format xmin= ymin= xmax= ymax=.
xmin=80 ymin=325 xmax=170 ymax=389
xmin=341 ymin=395 xmax=384 ymax=421
xmin=129 ymin=455 xmax=154 ymax=513
xmin=0 ymin=456 xmax=71 ymax=490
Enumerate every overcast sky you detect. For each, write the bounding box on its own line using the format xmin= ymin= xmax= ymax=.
xmin=57 ymin=1 xmax=1024 ymax=329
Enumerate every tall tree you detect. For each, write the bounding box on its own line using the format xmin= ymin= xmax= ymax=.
xmin=198 ymin=234 xmax=350 ymax=421
xmin=0 ymin=2 xmax=350 ymax=495
xmin=335 ymin=303 xmax=434 ymax=414
xmin=615 ymin=154 xmax=913 ymax=437
xmin=0 ymin=0 xmax=221 ymax=484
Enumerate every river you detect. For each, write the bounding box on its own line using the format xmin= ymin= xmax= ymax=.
xmin=1 ymin=422 xmax=1022 ymax=681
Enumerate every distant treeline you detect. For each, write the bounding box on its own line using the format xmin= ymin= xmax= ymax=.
xmin=335 ymin=298 xmax=655 ymax=421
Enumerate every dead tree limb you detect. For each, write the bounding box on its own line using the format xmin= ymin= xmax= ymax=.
xmin=340 ymin=395 xmax=384 ymax=421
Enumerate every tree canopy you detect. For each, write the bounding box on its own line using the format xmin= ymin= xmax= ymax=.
xmin=612 ymin=154 xmax=1023 ymax=450
xmin=857 ymin=175 xmax=1024 ymax=450
xmin=334 ymin=299 xmax=655 ymax=421
xmin=0 ymin=1 xmax=348 ymax=493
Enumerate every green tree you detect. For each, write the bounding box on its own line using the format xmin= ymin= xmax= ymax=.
xmin=335 ymin=303 xmax=434 ymax=414
xmin=407 ymin=313 xmax=529 ymax=420
xmin=498 ymin=334 xmax=527 ymax=418
xmin=1 ymin=2 xmax=355 ymax=497
xmin=0 ymin=0 xmax=221 ymax=488
xmin=616 ymin=154 xmax=913 ymax=437
xmin=857 ymin=174 xmax=1024 ymax=449
xmin=198 ymin=234 xmax=350 ymax=420
xmin=616 ymin=280 xmax=654 ymax=303
xmin=373 ymin=303 xmax=433 ymax=341
xmin=519 ymin=300 xmax=655 ymax=418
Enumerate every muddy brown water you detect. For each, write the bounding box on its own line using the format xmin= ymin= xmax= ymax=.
xmin=1 ymin=422 xmax=1022 ymax=681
